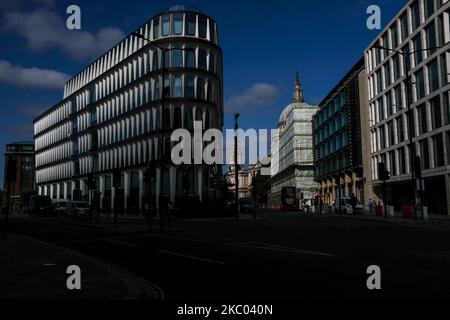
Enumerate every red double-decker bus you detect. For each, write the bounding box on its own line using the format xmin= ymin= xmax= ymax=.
xmin=281 ymin=187 xmax=299 ymax=211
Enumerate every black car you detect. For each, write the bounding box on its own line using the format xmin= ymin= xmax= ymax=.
xmin=29 ymin=195 xmax=54 ymax=216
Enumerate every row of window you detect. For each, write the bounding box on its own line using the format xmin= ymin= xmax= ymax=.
xmin=152 ymin=13 xmax=216 ymax=42
xmin=371 ymin=91 xmax=450 ymax=153
xmin=64 ymin=12 xmax=218 ymax=97
xmin=315 ymin=130 xmax=350 ymax=161
xmin=369 ymin=55 xmax=450 ymax=125
xmin=315 ymin=150 xmax=351 ymax=178
xmin=34 ymin=101 xmax=71 ymax=135
xmin=36 ymin=142 xmax=72 ymax=167
xmin=367 ymin=2 xmax=449 ymax=73
xmin=39 ymin=45 xmax=218 ymax=137
xmin=36 ymin=161 xmax=72 ymax=184
xmin=35 ymin=122 xmax=72 ymax=151
xmin=315 ymin=91 xmax=347 ymax=127
xmin=372 ymin=130 xmax=450 ymax=180
xmin=90 ymin=76 xmax=217 ymax=127
xmin=315 ymin=112 xmax=348 ymax=144
xmin=94 ymin=106 xmax=217 ymax=149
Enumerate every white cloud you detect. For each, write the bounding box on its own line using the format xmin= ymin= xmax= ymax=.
xmin=0 ymin=59 xmax=70 ymax=89
xmin=2 ymin=8 xmax=125 ymax=60
xmin=225 ymin=83 xmax=280 ymax=113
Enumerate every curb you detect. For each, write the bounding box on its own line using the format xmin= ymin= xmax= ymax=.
xmin=7 ymin=233 xmax=164 ymax=300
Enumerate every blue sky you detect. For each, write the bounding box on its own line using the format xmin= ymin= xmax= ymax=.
xmin=0 ymin=0 xmax=406 ymax=186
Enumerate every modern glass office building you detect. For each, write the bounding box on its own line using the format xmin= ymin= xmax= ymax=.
xmin=34 ymin=6 xmax=223 ymax=214
xmin=365 ymin=0 xmax=450 ymax=215
xmin=313 ymin=59 xmax=374 ymax=207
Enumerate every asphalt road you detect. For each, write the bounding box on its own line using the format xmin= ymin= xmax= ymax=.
xmin=4 ymin=210 xmax=450 ymax=300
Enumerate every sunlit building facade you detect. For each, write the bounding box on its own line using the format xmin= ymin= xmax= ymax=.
xmin=365 ymin=0 xmax=450 ymax=214
xmin=34 ymin=6 xmax=223 ymax=213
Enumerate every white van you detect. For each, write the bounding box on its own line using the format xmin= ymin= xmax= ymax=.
xmin=332 ymin=197 xmax=364 ymax=215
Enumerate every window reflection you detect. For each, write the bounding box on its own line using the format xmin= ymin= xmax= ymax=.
xmin=197 ymin=78 xmax=205 ymax=99
xmin=198 ymin=49 xmax=207 ymax=70
xmin=185 ymin=77 xmax=195 ymax=98
xmin=198 ymin=15 xmax=207 ymax=38
xmin=173 ymin=76 xmax=182 ymax=98
xmin=162 ymin=15 xmax=170 ymax=36
xmin=172 ymin=49 xmax=183 ymax=68
xmin=186 ymin=14 xmax=196 ymax=36
xmin=153 ymin=17 xmax=160 ymax=39
xmin=173 ymin=13 xmax=183 ymax=35
xmin=185 ymin=49 xmax=195 ymax=68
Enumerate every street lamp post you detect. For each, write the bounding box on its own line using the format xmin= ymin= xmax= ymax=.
xmin=234 ymin=113 xmax=240 ymax=220
xmin=132 ymin=32 xmax=195 ymax=227
xmin=373 ymin=45 xmax=441 ymax=219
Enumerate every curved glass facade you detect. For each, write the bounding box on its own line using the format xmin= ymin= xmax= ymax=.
xmin=34 ymin=9 xmax=223 ymax=213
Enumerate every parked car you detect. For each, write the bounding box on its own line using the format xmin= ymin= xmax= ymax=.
xmin=65 ymin=201 xmax=90 ymax=220
xmin=29 ymin=195 xmax=54 ymax=216
xmin=239 ymin=197 xmax=253 ymax=214
xmin=52 ymin=200 xmax=69 ymax=216
xmin=332 ymin=197 xmax=364 ymax=215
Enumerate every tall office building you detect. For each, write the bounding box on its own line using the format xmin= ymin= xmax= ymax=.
xmin=3 ymin=141 xmax=35 ymax=200
xmin=365 ymin=0 xmax=450 ymax=215
xmin=269 ymin=74 xmax=319 ymax=206
xmin=313 ymin=59 xmax=375 ymax=207
xmin=34 ymin=6 xmax=223 ymax=214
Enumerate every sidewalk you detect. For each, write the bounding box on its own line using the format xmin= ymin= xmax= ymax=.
xmin=0 ymin=234 xmax=162 ymax=300
xmin=325 ymin=210 xmax=450 ymax=228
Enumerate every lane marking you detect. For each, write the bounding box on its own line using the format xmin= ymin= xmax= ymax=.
xmin=103 ymin=239 xmax=140 ymax=248
xmin=230 ymin=242 xmax=335 ymax=257
xmin=157 ymin=249 xmax=226 ymax=265
xmin=149 ymin=233 xmax=230 ymax=243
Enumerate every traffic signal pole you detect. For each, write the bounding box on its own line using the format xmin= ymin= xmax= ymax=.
xmin=4 ymin=180 xmax=11 ymax=237
xmin=4 ymin=159 xmax=17 ymax=237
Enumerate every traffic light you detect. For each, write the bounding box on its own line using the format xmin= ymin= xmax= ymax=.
xmin=6 ymin=159 xmax=17 ymax=183
xmin=378 ymin=162 xmax=390 ymax=182
xmin=414 ymin=156 xmax=422 ymax=179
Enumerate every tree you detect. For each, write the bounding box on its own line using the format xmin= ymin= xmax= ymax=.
xmin=250 ymin=174 xmax=271 ymax=206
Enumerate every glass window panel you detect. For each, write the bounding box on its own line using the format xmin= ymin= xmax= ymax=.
xmin=428 ymin=58 xmax=439 ymax=92
xmin=162 ymin=14 xmax=170 ymax=36
xmin=186 ymin=14 xmax=196 ymax=36
xmin=153 ymin=17 xmax=160 ymax=39
xmin=172 ymin=49 xmax=183 ymax=68
xmin=173 ymin=76 xmax=182 ymax=98
xmin=198 ymin=49 xmax=207 ymax=70
xmin=173 ymin=13 xmax=183 ymax=35
xmin=198 ymin=15 xmax=207 ymax=38
xmin=185 ymin=77 xmax=195 ymax=98
xmin=197 ymin=78 xmax=205 ymax=100
xmin=185 ymin=49 xmax=195 ymax=68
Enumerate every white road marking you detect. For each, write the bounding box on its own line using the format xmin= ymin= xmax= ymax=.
xmin=231 ymin=242 xmax=335 ymax=257
xmin=103 ymin=239 xmax=140 ymax=248
xmin=149 ymin=233 xmax=230 ymax=243
xmin=157 ymin=249 xmax=226 ymax=265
